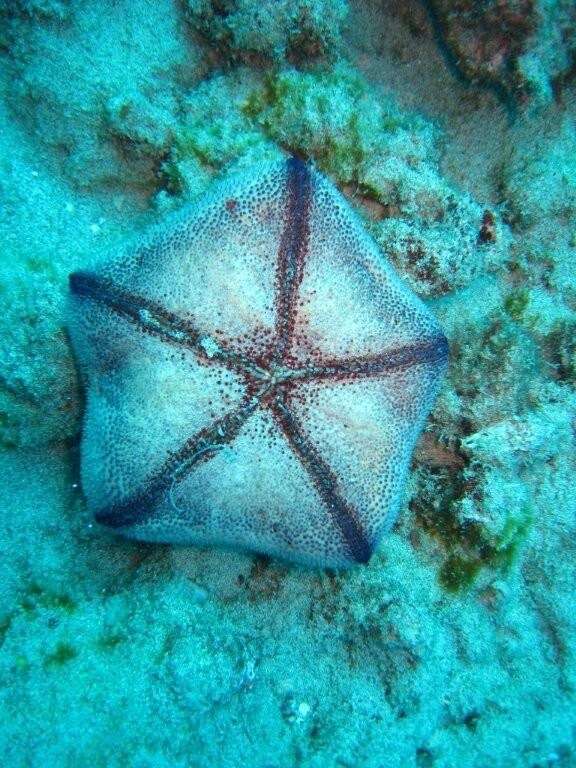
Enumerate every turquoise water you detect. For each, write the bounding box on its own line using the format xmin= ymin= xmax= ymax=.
xmin=0 ymin=1 xmax=575 ymax=766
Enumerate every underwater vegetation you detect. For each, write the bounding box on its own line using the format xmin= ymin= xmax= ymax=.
xmin=0 ymin=0 xmax=575 ymax=766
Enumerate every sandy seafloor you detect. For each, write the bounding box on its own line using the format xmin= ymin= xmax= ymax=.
xmin=0 ymin=1 xmax=575 ymax=766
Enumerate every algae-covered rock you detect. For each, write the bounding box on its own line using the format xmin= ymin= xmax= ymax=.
xmin=161 ymin=71 xmax=282 ymax=202
xmin=0 ymin=87 xmax=146 ymax=448
xmin=184 ymin=0 xmax=348 ymax=63
xmin=411 ymin=392 xmax=571 ymax=592
xmin=245 ymin=63 xmax=432 ymax=183
xmin=429 ymin=0 xmax=576 ymax=105
xmin=0 ymin=263 xmax=79 ymax=448
xmin=0 ymin=145 xmax=81 ymax=448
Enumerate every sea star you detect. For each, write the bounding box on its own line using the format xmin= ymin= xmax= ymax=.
xmin=69 ymin=157 xmax=448 ymax=567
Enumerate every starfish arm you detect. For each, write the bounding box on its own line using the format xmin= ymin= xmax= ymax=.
xmin=269 ymin=395 xmax=372 ymax=564
xmin=69 ymin=270 xmax=269 ymax=378
xmin=94 ymin=393 xmax=264 ymax=529
xmin=270 ymin=156 xmax=313 ymax=364
xmin=283 ymin=334 xmax=449 ymax=383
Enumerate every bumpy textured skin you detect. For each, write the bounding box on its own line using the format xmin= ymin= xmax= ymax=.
xmin=68 ymin=158 xmax=448 ymax=567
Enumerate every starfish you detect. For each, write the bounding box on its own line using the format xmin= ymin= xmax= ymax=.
xmin=69 ymin=158 xmax=448 ymax=567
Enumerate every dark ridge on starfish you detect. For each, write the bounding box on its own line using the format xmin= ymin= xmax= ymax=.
xmin=70 ymin=270 xmax=202 ymax=349
xmin=270 ymin=396 xmax=373 ymax=564
xmin=95 ymin=393 xmax=265 ymax=529
xmin=290 ymin=334 xmax=450 ymax=383
xmin=69 ymin=271 xmax=264 ymax=377
xmin=271 ymin=156 xmax=312 ymax=364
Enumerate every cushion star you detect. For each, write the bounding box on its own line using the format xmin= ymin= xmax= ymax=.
xmin=68 ymin=157 xmax=448 ymax=567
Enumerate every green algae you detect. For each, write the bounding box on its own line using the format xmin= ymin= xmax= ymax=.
xmin=439 ymin=508 xmax=533 ymax=593
xmin=440 ymin=555 xmax=483 ymax=593
xmin=44 ymin=642 xmax=78 ymax=669
xmin=0 ymin=614 xmax=12 ymax=647
xmin=14 ymin=655 xmax=29 ymax=673
xmin=20 ymin=582 xmax=76 ymax=615
xmin=413 ymin=461 xmax=534 ymax=593
xmin=243 ymin=64 xmax=416 ymax=184
xmin=0 ymin=582 xmax=77 ymax=654
xmin=96 ymin=633 xmax=125 ymax=652
xmin=504 ymin=290 xmax=529 ymax=322
xmin=160 ymin=72 xmax=281 ymax=200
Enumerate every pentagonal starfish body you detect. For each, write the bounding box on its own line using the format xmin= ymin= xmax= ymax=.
xmin=69 ymin=158 xmax=448 ymax=567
